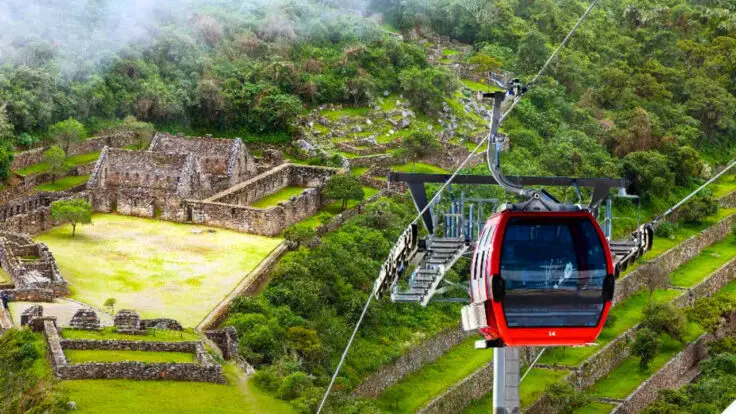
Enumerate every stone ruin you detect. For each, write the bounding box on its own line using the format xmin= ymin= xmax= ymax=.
xmin=69 ymin=308 xmax=101 ymax=330
xmin=0 ymin=231 xmax=68 ymax=299
xmin=20 ymin=304 xmax=43 ymax=326
xmin=114 ymin=309 xmax=141 ymax=333
xmin=139 ymin=318 xmax=183 ymax=331
xmin=205 ymin=327 xmax=239 ymax=360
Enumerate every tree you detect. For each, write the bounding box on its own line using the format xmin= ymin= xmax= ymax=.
xmin=622 ymin=151 xmax=675 ymax=200
xmin=689 ymin=296 xmax=736 ymax=335
xmin=632 ymin=327 xmax=660 ymax=370
xmin=48 ymin=118 xmax=86 ymax=153
xmin=398 ymin=67 xmax=458 ymax=114
xmin=104 ymin=297 xmax=117 ymax=313
xmin=116 ymin=116 xmax=155 ymax=150
xmin=545 ymin=381 xmax=589 ymax=414
xmin=677 ymin=195 xmax=718 ymax=225
xmin=344 ymin=73 xmax=375 ymax=106
xmin=401 ymin=131 xmax=440 ymax=170
xmin=642 ymin=302 xmax=686 ymax=342
xmin=468 ymin=53 xmax=502 ymax=80
xmin=43 ymin=146 xmax=66 ymax=183
xmin=515 ymin=30 xmax=549 ymax=74
xmin=641 ymin=264 xmax=670 ymax=297
xmin=50 ymin=199 xmax=93 ymax=237
xmin=323 ymin=174 xmax=364 ymax=211
xmin=0 ymin=106 xmax=15 ymax=181
xmin=283 ymin=223 xmax=317 ymax=247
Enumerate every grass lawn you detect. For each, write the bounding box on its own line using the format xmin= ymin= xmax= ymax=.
xmin=61 ymin=327 xmax=201 ymax=342
xmin=670 ymin=235 xmax=736 ymax=287
xmin=34 ymin=175 xmax=89 ymax=192
xmin=65 ymin=350 xmax=195 ymax=364
xmin=443 ymin=48 xmax=459 ymax=56
xmin=299 ymin=187 xmax=380 ymax=229
xmin=350 ymin=167 xmax=368 ymax=177
xmin=461 ymin=79 xmax=500 ymax=93
xmin=573 ymin=402 xmax=614 ymax=414
xmin=539 ymin=289 xmax=681 ymax=367
xmin=710 ymin=174 xmax=736 ymax=199
xmin=377 ymin=337 xmax=494 ymax=412
xmin=320 ymin=106 xmax=370 ymax=120
xmin=250 ymin=186 xmax=307 ymax=208
xmin=392 ymin=162 xmax=447 ymax=174
xmin=0 ymin=267 xmax=12 ymax=286
xmin=589 ymin=322 xmax=704 ymax=399
xmin=62 ymin=363 xmax=294 ymax=414
xmin=462 ymin=368 xmax=568 ymax=413
xmin=36 ymin=214 xmax=282 ymax=327
xmin=16 ymin=151 xmax=101 ymax=176
xmin=717 ymin=279 xmax=736 ymax=300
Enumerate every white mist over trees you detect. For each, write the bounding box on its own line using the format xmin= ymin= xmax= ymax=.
xmin=0 ymin=0 xmax=376 ymax=77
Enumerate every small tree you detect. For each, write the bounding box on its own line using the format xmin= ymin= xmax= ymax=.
xmin=689 ymin=296 xmax=736 ymax=335
xmin=401 ymin=131 xmax=440 ymax=171
xmin=0 ymin=105 xmax=15 ymax=180
xmin=50 ymin=199 xmax=93 ymax=237
xmin=43 ymin=146 xmax=66 ymax=183
xmin=545 ymin=381 xmax=589 ymax=414
xmin=113 ymin=116 xmax=155 ymax=150
xmin=632 ymin=327 xmax=660 ymax=370
xmin=48 ymin=118 xmax=86 ymax=153
xmin=104 ymin=297 xmax=117 ymax=313
xmin=323 ymin=174 xmax=364 ymax=211
xmin=642 ymin=302 xmax=686 ymax=342
xmin=641 ymin=263 xmax=670 ymax=298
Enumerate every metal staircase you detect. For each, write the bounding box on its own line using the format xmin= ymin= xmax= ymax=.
xmin=391 ymin=237 xmax=469 ymax=306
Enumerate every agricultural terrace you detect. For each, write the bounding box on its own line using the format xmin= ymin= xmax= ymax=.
xmin=35 ymin=214 xmax=282 ymax=327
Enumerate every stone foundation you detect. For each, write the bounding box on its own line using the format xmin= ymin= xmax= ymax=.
xmin=114 ymin=309 xmax=141 ymax=333
xmin=205 ymin=327 xmax=239 ymax=360
xmin=0 ymin=231 xmax=68 ymax=296
xmin=69 ymin=309 xmax=101 ymax=330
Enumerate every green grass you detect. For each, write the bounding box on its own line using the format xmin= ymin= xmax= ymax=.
xmin=539 ymin=289 xmax=681 ymax=367
xmin=461 ymin=79 xmax=500 ymax=93
xmin=717 ymin=279 xmax=736 ymax=300
xmin=589 ymin=322 xmax=704 ymax=399
xmin=65 ymin=350 xmax=195 ymax=364
xmin=350 ymin=167 xmax=368 ymax=177
xmin=670 ymin=236 xmax=736 ymax=287
xmin=710 ymin=174 xmax=736 ymax=199
xmin=377 ymin=338 xmax=495 ymax=412
xmin=573 ymin=402 xmax=614 ymax=414
xmin=443 ymin=48 xmax=459 ymax=56
xmin=320 ymin=106 xmax=370 ymax=120
xmin=299 ymin=187 xmax=380 ymax=229
xmin=61 ymin=327 xmax=201 ymax=342
xmin=392 ymin=163 xmax=447 ymax=174
xmin=0 ymin=267 xmax=12 ymax=285
xmin=15 ymin=151 xmax=101 ymax=176
xmin=462 ymin=368 xmax=568 ymax=413
xmin=62 ymin=363 xmax=294 ymax=414
xmin=36 ymin=214 xmax=282 ymax=327
xmin=250 ymin=186 xmax=307 ymax=208
xmin=34 ymin=175 xmax=89 ymax=192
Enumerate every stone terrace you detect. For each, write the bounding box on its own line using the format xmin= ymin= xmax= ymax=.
xmin=0 ymin=231 xmax=68 ymax=299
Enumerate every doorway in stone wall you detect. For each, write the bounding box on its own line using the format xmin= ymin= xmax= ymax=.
xmin=186 ymin=206 xmax=193 ymax=222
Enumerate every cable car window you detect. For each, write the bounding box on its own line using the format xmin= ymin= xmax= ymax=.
xmin=500 ymin=216 xmax=608 ymax=328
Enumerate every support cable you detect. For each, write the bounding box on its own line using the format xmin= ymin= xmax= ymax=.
xmin=317 ymin=3 xmax=602 ymax=410
xmin=652 ymin=158 xmax=736 ymax=225
xmin=520 ymin=348 xmax=546 ymax=383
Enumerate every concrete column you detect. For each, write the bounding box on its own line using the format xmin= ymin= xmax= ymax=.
xmin=493 ymin=347 xmax=521 ymax=414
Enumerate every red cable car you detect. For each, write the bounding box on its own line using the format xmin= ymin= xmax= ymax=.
xmin=468 ymin=208 xmax=615 ymax=347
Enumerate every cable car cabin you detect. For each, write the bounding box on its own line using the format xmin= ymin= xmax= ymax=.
xmin=469 ymin=209 xmax=615 ymax=347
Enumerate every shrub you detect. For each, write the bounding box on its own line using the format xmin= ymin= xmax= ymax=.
xmin=642 ymin=302 xmax=686 ymax=342
xmin=677 ymin=195 xmax=718 ymax=225
xmin=283 ymin=223 xmax=317 ymax=247
xmin=654 ymin=221 xmax=677 ymax=239
xmin=545 ymin=381 xmax=588 ymax=414
xmin=688 ymin=296 xmax=736 ymax=335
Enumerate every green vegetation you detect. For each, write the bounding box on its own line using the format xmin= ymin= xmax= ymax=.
xmin=62 ymin=363 xmax=294 ymax=414
xmin=710 ymin=174 xmax=736 ymax=199
xmin=460 ymin=79 xmax=496 ymax=93
xmin=392 ymin=162 xmax=447 ymax=174
xmin=50 ymin=198 xmax=93 ymax=236
xmin=64 ymin=350 xmax=195 ymax=364
xmin=60 ymin=328 xmax=200 ymax=342
xmin=323 ymin=174 xmax=365 ymax=211
xmin=589 ymin=322 xmax=704 ymax=399
xmin=573 ymin=403 xmax=614 ymax=414
xmin=0 ymin=329 xmax=67 ymax=412
xmin=36 ymin=214 xmax=282 ymax=326
xmin=350 ymin=167 xmax=368 ymax=177
xmin=377 ymin=338 xmax=494 ymax=412
xmin=35 ymin=175 xmax=89 ymax=192
xmin=44 ymin=146 xmax=66 ymax=183
xmin=49 ymin=118 xmax=86 ymax=153
xmin=463 ymin=368 xmax=569 ymax=413
xmin=540 ymin=289 xmax=681 ymax=366
xmin=670 ymin=235 xmax=736 ymax=287
xmin=16 ymin=151 xmax=101 ymax=177
xmin=250 ymin=187 xmax=307 ymax=208
xmin=0 ymin=267 xmax=12 ymax=285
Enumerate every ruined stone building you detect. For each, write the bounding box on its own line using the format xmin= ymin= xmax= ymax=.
xmin=0 ymin=232 xmax=68 ymax=298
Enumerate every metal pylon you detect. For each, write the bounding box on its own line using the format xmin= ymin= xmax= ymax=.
xmin=493 ymin=347 xmax=520 ymax=414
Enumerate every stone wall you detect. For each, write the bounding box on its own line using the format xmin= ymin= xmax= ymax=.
xmin=614 ymin=213 xmax=736 ymax=304
xmin=348 ymin=154 xmax=402 ymax=168
xmin=354 ymin=326 xmax=473 ymax=397
xmin=205 ymin=327 xmax=239 ymax=360
xmin=10 ymin=133 xmax=137 ymax=172
xmin=0 ymin=231 xmax=68 ymax=296
xmin=418 ymin=362 xmax=494 ymax=414
xmin=59 ymin=339 xmax=199 ymax=352
xmin=0 ymin=192 xmax=86 ymax=235
xmin=4 ymin=288 xmax=55 ymax=302
xmin=719 ymin=190 xmax=736 ymax=208
xmin=612 ymin=335 xmax=710 ymax=414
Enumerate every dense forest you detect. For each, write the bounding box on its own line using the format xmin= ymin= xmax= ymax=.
xmin=1 ymin=0 xmax=736 ymax=412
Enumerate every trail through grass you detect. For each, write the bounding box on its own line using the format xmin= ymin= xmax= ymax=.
xmin=36 ymin=214 xmax=281 ymax=327
xmin=65 ymin=350 xmax=195 ymax=363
